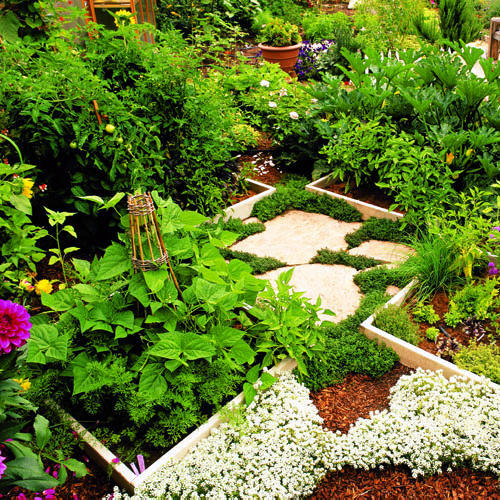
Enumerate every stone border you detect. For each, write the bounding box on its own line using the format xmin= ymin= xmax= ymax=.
xmin=56 ymin=358 xmax=297 ymax=493
xmin=221 ymin=179 xmax=275 ymax=221
xmin=305 ymin=175 xmax=403 ymax=221
xmin=360 ymin=283 xmax=499 ymax=386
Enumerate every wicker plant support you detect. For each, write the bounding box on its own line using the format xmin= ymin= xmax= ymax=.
xmin=127 ymin=192 xmax=182 ymax=297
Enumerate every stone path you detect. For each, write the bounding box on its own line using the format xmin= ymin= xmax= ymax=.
xmin=232 ymin=209 xmax=413 ymax=323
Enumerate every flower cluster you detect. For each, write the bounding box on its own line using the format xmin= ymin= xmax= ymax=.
xmin=295 ymin=40 xmax=334 ymax=80
xmin=0 ymin=300 xmax=32 ymax=354
xmin=0 ymin=452 xmax=6 ymax=480
xmin=107 ymin=372 xmax=334 ymax=499
xmin=327 ymin=369 xmax=500 ymax=477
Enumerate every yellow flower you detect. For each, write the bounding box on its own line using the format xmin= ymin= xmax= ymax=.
xmin=394 ymin=90 xmax=401 ymax=95
xmin=35 ymin=279 xmax=53 ymax=295
xmin=465 ymin=149 xmax=473 ymax=157
xmin=446 ymin=152 xmax=454 ymax=165
xmin=381 ymin=99 xmax=387 ymax=109
xmin=13 ymin=378 xmax=31 ymax=391
xmin=22 ymin=178 xmax=34 ymax=199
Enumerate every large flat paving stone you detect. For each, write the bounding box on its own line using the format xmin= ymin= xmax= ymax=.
xmin=257 ymin=264 xmax=362 ymax=323
xmin=232 ymin=210 xmax=362 ymax=265
xmin=348 ymin=240 xmax=414 ymax=264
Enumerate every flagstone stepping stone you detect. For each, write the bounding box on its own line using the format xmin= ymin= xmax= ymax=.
xmin=231 ymin=210 xmax=362 ymax=265
xmin=348 ymin=240 xmax=414 ymax=264
xmin=257 ymin=264 xmax=362 ymax=323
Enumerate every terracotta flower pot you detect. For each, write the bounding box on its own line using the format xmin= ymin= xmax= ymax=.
xmin=258 ymin=42 xmax=302 ymax=75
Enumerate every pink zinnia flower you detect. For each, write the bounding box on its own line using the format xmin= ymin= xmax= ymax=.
xmin=0 ymin=453 xmax=6 ymax=479
xmin=0 ymin=300 xmax=32 ymax=354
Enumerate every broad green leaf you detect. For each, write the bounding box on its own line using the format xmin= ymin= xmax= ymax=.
xmin=78 ymin=195 xmax=105 ymax=205
xmin=144 ymin=268 xmax=170 ymax=294
xmin=151 ymin=332 xmax=215 ymax=361
xmin=0 ymin=10 xmax=21 ymax=42
xmin=72 ymin=258 xmax=91 ymax=280
xmin=61 ymin=458 xmax=88 ymax=478
xmin=227 ymin=259 xmax=252 ymax=280
xmin=139 ymin=363 xmax=167 ymax=400
xmin=9 ymin=194 xmax=31 ymax=215
xmin=128 ymin=273 xmax=150 ymax=307
xmin=27 ymin=325 xmax=68 ymax=363
xmin=41 ymin=289 xmax=75 ymax=311
xmin=243 ymin=382 xmax=257 ymax=406
xmin=230 ymin=340 xmax=256 ymax=365
xmin=260 ymin=372 xmax=276 ymax=391
xmin=209 ymin=325 xmax=242 ymax=347
xmin=96 ymin=244 xmax=130 ymax=281
xmin=73 ymin=284 xmax=100 ymax=303
xmin=33 ymin=415 xmax=51 ymax=450
xmin=179 ymin=210 xmax=208 ymax=227
xmin=103 ymin=192 xmax=126 ymax=209
xmin=246 ymin=365 xmax=260 ymax=384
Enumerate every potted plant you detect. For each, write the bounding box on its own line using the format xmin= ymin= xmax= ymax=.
xmin=258 ymin=18 xmax=302 ymax=75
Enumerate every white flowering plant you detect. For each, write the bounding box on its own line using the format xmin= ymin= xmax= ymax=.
xmin=108 ymin=369 xmax=500 ymax=499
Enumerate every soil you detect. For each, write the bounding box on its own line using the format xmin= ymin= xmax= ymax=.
xmin=310 ymin=363 xmax=500 ymax=499
xmin=7 ymin=450 xmax=111 ymax=500
xmin=324 ymin=180 xmax=403 ymax=213
xmin=238 ymin=132 xmax=285 ymax=186
xmin=229 ymin=189 xmax=258 ymax=204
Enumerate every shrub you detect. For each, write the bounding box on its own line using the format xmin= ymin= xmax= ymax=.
xmin=311 ymin=249 xmax=381 ymax=270
xmin=453 ymin=341 xmax=500 ymax=384
xmin=345 ymin=217 xmax=410 ymax=249
xmin=260 ymin=17 xmax=301 ymax=46
xmin=220 ymin=249 xmax=286 ymax=274
xmin=251 ymin=184 xmax=362 ymax=222
xmin=302 ymin=12 xmax=353 ymax=42
xmin=439 ymin=0 xmax=482 ymax=43
xmin=354 ymin=266 xmax=409 ymax=294
xmin=374 ymin=304 xmax=421 ymax=345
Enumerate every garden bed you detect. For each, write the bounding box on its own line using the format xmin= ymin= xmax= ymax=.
xmin=57 ymin=359 xmax=297 ymax=493
xmin=306 ymin=176 xmax=404 ymax=221
xmin=310 ymin=363 xmax=500 ymax=498
xmin=360 ymin=284 xmax=499 ymax=385
xmin=222 ymin=178 xmax=276 ymax=221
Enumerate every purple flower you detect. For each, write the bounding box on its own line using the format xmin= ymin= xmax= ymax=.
xmin=0 ymin=453 xmax=6 ymax=480
xmin=112 ymin=457 xmax=120 ymax=464
xmin=0 ymin=300 xmax=32 ymax=355
xmin=488 ymin=262 xmax=498 ymax=275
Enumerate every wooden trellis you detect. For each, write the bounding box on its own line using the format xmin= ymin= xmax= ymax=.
xmin=127 ymin=193 xmax=182 ymax=297
xmin=82 ymin=0 xmax=156 ymax=43
xmin=488 ymin=18 xmax=500 ymax=61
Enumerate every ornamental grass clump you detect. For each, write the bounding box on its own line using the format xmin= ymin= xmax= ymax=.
xmin=0 ymin=299 xmax=32 ymax=354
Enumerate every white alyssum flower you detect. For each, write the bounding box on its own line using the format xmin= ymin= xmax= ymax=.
xmin=260 ymin=79 xmax=270 ymax=87
xmin=279 ymin=88 xmax=287 ymax=97
xmin=268 ymin=101 xmax=277 ymax=108
xmin=107 ymin=370 xmax=500 ymax=499
xmin=289 ymin=111 xmax=299 ymax=120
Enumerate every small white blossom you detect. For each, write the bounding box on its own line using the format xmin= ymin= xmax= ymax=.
xmin=289 ymin=111 xmax=299 ymax=120
xmin=268 ymin=101 xmax=277 ymax=108
xmin=260 ymin=79 xmax=270 ymax=87
xmin=311 ymin=98 xmax=318 ymax=104
xmin=279 ymin=88 xmax=287 ymax=97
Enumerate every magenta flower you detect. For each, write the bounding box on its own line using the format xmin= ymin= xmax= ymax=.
xmin=0 ymin=452 xmax=6 ymax=479
xmin=0 ymin=300 xmax=32 ymax=355
xmin=112 ymin=457 xmax=120 ymax=464
xmin=488 ymin=262 xmax=498 ymax=275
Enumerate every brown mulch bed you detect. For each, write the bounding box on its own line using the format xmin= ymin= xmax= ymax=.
xmin=229 ymin=189 xmax=258 ymax=204
xmin=310 ymin=363 xmax=500 ymax=499
xmin=324 ymin=180 xmax=403 ymax=213
xmin=310 ymin=363 xmax=411 ymax=433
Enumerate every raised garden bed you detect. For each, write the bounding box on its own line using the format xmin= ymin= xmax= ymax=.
xmin=360 ymin=284 xmax=500 ymax=385
xmin=56 ymin=358 xmax=297 ymax=494
xmin=306 ymin=175 xmax=404 ymax=221
xmin=222 ymin=179 xmax=276 ymax=221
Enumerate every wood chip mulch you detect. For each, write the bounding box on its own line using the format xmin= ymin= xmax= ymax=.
xmin=309 ymin=363 xmax=500 ymax=499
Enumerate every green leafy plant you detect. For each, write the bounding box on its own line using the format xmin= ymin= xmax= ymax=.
xmin=444 ymin=279 xmax=499 ymax=327
xmin=439 ymin=0 xmax=482 ymax=43
xmin=302 ymin=12 xmax=353 ymax=41
xmin=374 ymin=304 xmax=421 ymax=345
xmin=44 ymin=208 xmax=79 ymax=286
xmin=425 ymin=326 xmax=440 ymax=341
xmin=412 ymin=302 xmax=440 ymax=324
xmin=453 ymin=341 xmax=500 ymax=383
xmin=260 ymin=17 xmax=301 ymax=46
xmin=0 ymin=134 xmax=46 ymax=296
xmin=353 ymin=265 xmax=409 ymax=294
